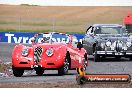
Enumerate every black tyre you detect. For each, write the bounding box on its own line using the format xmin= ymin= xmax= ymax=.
xmin=115 ymin=56 xmax=121 ymax=61
xmin=12 ymin=67 xmax=24 ymax=77
xmin=129 ymin=56 xmax=132 ymax=61
xmin=76 ymin=76 xmax=86 ymax=85
xmin=35 ymin=68 xmax=44 ymax=76
xmin=94 ymin=53 xmax=100 ymax=62
xmin=58 ymin=56 xmax=69 ymax=75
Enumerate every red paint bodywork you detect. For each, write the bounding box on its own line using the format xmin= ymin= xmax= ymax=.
xmin=12 ymin=33 xmax=88 ymax=70
xmin=124 ymin=14 xmax=132 ymax=34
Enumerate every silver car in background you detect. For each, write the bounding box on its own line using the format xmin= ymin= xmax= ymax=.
xmin=83 ymin=24 xmax=132 ymax=62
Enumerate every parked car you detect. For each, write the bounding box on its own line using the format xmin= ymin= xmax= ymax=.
xmin=12 ymin=32 xmax=88 ymax=77
xmin=83 ymin=24 xmax=132 ymax=62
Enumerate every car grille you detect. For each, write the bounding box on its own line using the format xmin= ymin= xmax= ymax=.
xmin=114 ymin=40 xmax=123 ymax=52
xmin=116 ymin=43 xmax=123 ymax=52
xmin=34 ymin=47 xmax=43 ymax=57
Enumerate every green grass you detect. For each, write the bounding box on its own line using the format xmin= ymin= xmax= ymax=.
xmin=55 ymin=21 xmax=84 ymax=26
xmin=23 ymin=22 xmax=53 ymax=26
xmin=0 ymin=63 xmax=11 ymax=72
xmin=0 ymin=21 xmax=17 ymax=24
xmin=0 ymin=29 xmax=51 ymax=33
xmin=0 ymin=20 xmax=85 ymax=34
xmin=0 ymin=64 xmax=5 ymax=72
xmin=65 ymin=31 xmax=84 ymax=34
xmin=0 ymin=20 xmax=84 ymax=26
xmin=0 ymin=28 xmax=84 ymax=34
xmin=0 ymin=21 xmax=52 ymax=26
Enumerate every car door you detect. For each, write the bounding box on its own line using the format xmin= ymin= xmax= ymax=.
xmin=68 ymin=36 xmax=82 ymax=68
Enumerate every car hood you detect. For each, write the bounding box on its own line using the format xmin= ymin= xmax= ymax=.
xmin=33 ymin=43 xmax=66 ymax=50
xmin=33 ymin=43 xmax=67 ymax=58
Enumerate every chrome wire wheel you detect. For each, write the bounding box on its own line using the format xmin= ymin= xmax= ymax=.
xmin=58 ymin=56 xmax=70 ymax=75
xmin=63 ymin=58 xmax=69 ymax=73
xmin=83 ymin=60 xmax=87 ymax=71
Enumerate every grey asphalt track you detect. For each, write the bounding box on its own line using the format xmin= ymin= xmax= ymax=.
xmin=0 ymin=42 xmax=132 ymax=83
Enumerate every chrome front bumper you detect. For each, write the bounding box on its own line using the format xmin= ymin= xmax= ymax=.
xmin=96 ymin=51 xmax=132 ymax=56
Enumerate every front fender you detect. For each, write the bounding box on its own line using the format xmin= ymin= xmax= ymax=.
xmin=12 ymin=44 xmax=34 ymax=68
xmin=12 ymin=44 xmax=25 ymax=60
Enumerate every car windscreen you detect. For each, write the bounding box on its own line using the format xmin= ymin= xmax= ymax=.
xmin=35 ymin=33 xmax=70 ymax=44
xmin=95 ymin=26 xmax=126 ymax=34
xmin=51 ymin=33 xmax=70 ymax=44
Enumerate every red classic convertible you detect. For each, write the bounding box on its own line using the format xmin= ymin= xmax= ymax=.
xmin=12 ymin=32 xmax=88 ymax=77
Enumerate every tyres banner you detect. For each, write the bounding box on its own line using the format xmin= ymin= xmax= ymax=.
xmin=0 ymin=32 xmax=84 ymax=44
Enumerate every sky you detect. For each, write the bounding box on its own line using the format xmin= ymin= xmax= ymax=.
xmin=0 ymin=0 xmax=132 ymax=6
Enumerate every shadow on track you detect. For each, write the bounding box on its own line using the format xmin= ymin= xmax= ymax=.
xmin=22 ymin=72 xmax=76 ymax=77
xmin=88 ymin=55 xmax=130 ymax=62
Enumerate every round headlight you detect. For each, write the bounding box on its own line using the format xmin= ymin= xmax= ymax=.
xmin=106 ymin=41 xmax=111 ymax=47
xmin=22 ymin=48 xmax=28 ymax=56
xmin=126 ymin=42 xmax=132 ymax=47
xmin=46 ymin=48 xmax=53 ymax=56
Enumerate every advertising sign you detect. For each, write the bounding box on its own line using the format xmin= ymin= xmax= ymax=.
xmin=0 ymin=32 xmax=84 ymax=44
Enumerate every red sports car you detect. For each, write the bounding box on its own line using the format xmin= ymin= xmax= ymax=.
xmin=12 ymin=32 xmax=88 ymax=77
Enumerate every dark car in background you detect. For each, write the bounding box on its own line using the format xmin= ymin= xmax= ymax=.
xmin=83 ymin=24 xmax=132 ymax=62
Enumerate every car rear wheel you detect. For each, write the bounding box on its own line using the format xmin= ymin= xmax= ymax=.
xmin=58 ymin=57 xmax=69 ymax=76
xmin=12 ymin=67 xmax=24 ymax=77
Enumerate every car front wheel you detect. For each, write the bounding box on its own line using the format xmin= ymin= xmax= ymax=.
xmin=94 ymin=53 xmax=100 ymax=62
xmin=129 ymin=56 xmax=132 ymax=61
xmin=115 ymin=56 xmax=121 ymax=61
xmin=12 ymin=67 xmax=24 ymax=77
xmin=35 ymin=67 xmax=44 ymax=76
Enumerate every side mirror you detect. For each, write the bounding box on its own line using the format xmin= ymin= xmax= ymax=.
xmin=77 ymin=42 xmax=83 ymax=50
